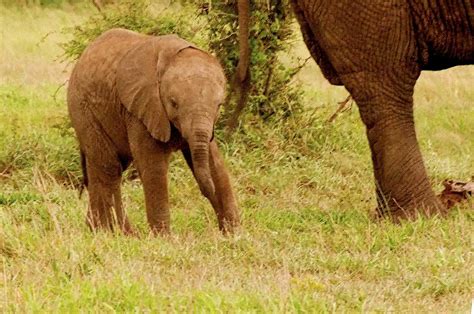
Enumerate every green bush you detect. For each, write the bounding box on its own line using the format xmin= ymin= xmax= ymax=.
xmin=61 ymin=0 xmax=205 ymax=61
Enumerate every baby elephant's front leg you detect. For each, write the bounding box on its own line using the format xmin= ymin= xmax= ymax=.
xmin=208 ymin=141 xmax=240 ymax=233
xmin=137 ymin=154 xmax=171 ymax=235
xmin=128 ymin=122 xmax=171 ymax=235
xmin=182 ymin=141 xmax=240 ymax=233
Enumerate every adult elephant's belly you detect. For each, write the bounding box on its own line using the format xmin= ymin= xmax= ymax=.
xmin=410 ymin=0 xmax=474 ymax=70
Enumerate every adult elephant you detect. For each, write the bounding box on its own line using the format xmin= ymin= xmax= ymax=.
xmin=237 ymin=0 xmax=473 ymax=219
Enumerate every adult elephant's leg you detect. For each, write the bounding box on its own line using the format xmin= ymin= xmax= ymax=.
xmin=181 ymin=142 xmax=240 ymax=233
xmin=128 ymin=121 xmax=171 ymax=234
xmin=342 ymin=69 xmax=444 ymax=219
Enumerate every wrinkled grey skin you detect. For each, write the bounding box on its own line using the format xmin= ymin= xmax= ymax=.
xmin=289 ymin=0 xmax=473 ymax=219
xmin=234 ymin=0 xmax=474 ymax=220
xmin=68 ymin=28 xmax=240 ymax=234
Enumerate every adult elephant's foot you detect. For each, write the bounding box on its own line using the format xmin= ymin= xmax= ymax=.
xmin=368 ymin=123 xmax=447 ymax=222
xmin=364 ymin=101 xmax=446 ymax=220
xmin=375 ymin=187 xmax=446 ymax=222
xmin=367 ymin=116 xmax=448 ymax=222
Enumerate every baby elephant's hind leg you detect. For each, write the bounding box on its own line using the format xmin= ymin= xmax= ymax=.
xmin=84 ymin=154 xmax=133 ymax=235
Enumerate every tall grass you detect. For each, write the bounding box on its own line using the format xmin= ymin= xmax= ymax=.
xmin=0 ymin=3 xmax=473 ymax=312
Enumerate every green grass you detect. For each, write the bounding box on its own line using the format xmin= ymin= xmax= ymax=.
xmin=1 ymin=4 xmax=473 ymax=312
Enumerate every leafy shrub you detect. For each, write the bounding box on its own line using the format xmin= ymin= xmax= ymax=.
xmin=61 ymin=0 xmax=205 ymax=61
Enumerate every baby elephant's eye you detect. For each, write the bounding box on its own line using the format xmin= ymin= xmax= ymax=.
xmin=171 ymin=100 xmax=178 ymax=109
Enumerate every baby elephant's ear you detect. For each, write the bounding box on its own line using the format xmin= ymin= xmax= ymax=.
xmin=117 ymin=38 xmax=170 ymax=142
xmin=116 ymin=36 xmax=196 ymax=143
xmin=154 ymin=35 xmax=197 ymax=78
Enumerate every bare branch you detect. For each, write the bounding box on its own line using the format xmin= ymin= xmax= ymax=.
xmin=327 ymin=95 xmax=353 ymax=123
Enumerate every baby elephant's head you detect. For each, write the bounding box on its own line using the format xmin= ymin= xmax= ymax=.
xmin=160 ymin=49 xmax=227 ymax=198
xmin=117 ymin=37 xmax=227 ymax=199
xmin=160 ymin=49 xmax=226 ymax=143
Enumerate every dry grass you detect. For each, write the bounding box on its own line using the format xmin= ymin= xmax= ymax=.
xmin=0 ymin=5 xmax=88 ymax=86
xmin=1 ymin=3 xmax=473 ymax=312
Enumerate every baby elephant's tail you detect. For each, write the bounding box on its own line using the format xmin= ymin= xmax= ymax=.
xmin=79 ymin=150 xmax=88 ymax=198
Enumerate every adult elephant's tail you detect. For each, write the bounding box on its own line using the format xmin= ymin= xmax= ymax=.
xmin=236 ymin=0 xmax=250 ymax=84
xmin=226 ymin=0 xmax=250 ymax=134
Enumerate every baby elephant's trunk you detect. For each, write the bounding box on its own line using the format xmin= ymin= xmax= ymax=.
xmin=188 ymin=117 xmax=215 ymax=199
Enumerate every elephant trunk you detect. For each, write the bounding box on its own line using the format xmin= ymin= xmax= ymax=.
xmin=188 ymin=117 xmax=215 ymax=199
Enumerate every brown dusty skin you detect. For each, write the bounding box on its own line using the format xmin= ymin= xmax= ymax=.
xmin=238 ymin=0 xmax=474 ymax=219
xmin=68 ymin=28 xmax=240 ymax=235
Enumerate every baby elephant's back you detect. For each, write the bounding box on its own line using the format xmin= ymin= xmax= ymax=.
xmin=67 ymin=28 xmax=148 ymax=158
xmin=68 ymin=28 xmax=147 ymax=107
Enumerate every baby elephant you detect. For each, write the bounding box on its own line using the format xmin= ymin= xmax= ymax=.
xmin=68 ymin=28 xmax=240 ymax=235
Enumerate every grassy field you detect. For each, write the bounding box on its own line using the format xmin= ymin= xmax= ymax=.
xmin=1 ymin=3 xmax=473 ymax=312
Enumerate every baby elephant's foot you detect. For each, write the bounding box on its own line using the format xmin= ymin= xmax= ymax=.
xmin=120 ymin=221 xmax=138 ymax=237
xmin=85 ymin=210 xmax=111 ymax=233
xmin=150 ymin=223 xmax=171 ymax=236
xmin=86 ymin=210 xmax=136 ymax=236
xmin=219 ymin=215 xmax=241 ymax=235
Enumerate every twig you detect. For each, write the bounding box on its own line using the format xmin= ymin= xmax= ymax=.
xmin=52 ymin=80 xmax=68 ymax=104
xmin=37 ymin=31 xmax=54 ymax=47
xmin=291 ymin=56 xmax=312 ymax=76
xmin=263 ymin=60 xmax=275 ymax=97
xmin=0 ymin=165 xmax=13 ymax=178
xmin=92 ymin=0 xmax=102 ymax=12
xmin=327 ymin=95 xmax=353 ymax=123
